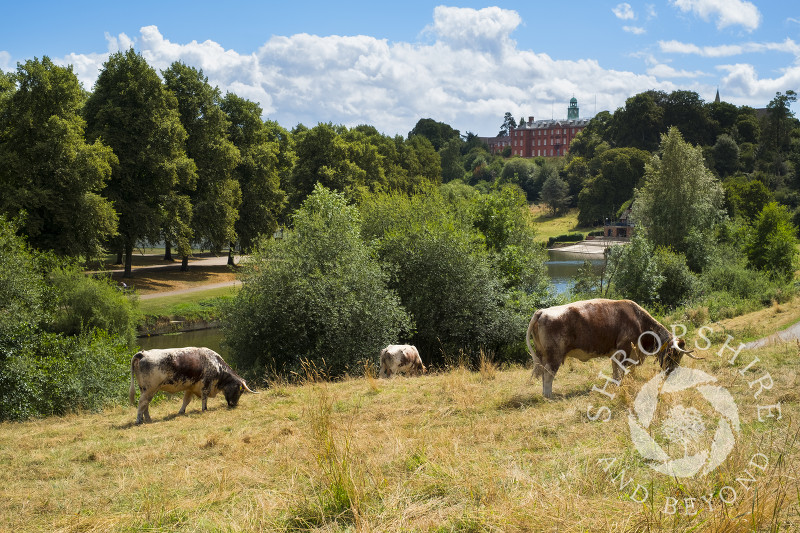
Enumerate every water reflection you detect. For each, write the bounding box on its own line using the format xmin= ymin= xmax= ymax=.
xmin=138 ymin=328 xmax=228 ymax=356
xmin=546 ymin=249 xmax=605 ymax=295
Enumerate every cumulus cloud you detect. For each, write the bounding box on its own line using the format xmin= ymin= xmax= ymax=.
xmin=426 ymin=6 xmax=521 ymax=55
xmin=646 ymin=63 xmax=706 ymax=78
xmin=670 ymin=0 xmax=761 ymax=31
xmin=660 ymin=38 xmax=800 ymax=58
xmin=36 ymin=6 xmax=797 ymax=136
xmin=613 ymin=3 xmax=635 ymax=20
xmin=624 ymin=26 xmax=646 ymax=35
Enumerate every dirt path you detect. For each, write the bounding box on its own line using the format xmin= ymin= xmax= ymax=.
xmin=138 ymin=280 xmax=240 ymax=300
xmin=744 ymin=320 xmax=800 ymax=349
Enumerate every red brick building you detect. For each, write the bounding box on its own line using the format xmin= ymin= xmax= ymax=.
xmin=487 ymin=97 xmax=590 ymax=158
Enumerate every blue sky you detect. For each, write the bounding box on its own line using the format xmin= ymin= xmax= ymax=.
xmin=3 ymin=1 xmax=799 ymax=137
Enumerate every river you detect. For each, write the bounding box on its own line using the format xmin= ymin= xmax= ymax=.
xmin=137 ymin=249 xmax=604 ymax=351
xmin=546 ymin=248 xmax=606 ymax=295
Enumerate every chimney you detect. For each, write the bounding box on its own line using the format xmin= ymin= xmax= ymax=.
xmin=528 ymin=116 xmax=535 ymax=124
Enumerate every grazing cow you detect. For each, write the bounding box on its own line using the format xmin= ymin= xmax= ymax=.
xmin=379 ymin=344 xmax=426 ymax=378
xmin=129 ymin=347 xmax=256 ymax=424
xmin=526 ymin=299 xmax=700 ymax=398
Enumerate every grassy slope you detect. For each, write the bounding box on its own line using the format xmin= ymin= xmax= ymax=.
xmin=3 ymin=339 xmax=798 ymax=531
xmin=530 ymin=206 xmax=593 ymax=242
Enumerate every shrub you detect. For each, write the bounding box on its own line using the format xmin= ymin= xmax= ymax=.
xmin=48 ymin=265 xmax=139 ymax=346
xmin=744 ymin=202 xmax=798 ymax=280
xmin=654 ymin=247 xmax=698 ymax=308
xmin=607 ymin=234 xmax=663 ymax=305
xmin=547 ymin=233 xmax=585 ymax=247
xmin=222 ymin=185 xmax=411 ymax=379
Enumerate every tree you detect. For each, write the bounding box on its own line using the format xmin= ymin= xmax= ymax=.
xmin=222 ymin=185 xmax=410 ymax=377
xmin=744 ymin=202 xmax=797 ymax=280
xmin=440 ymin=136 xmax=465 ymax=182
xmin=663 ymin=90 xmax=711 ymax=146
xmin=724 ymin=179 xmax=772 ymax=221
xmin=539 ymin=172 xmax=571 ymax=215
xmin=360 ymin=190 xmax=529 ymax=363
xmin=712 ymin=134 xmax=739 ymax=177
xmin=408 ymin=118 xmax=460 ymax=151
xmin=163 ymin=62 xmax=241 ymax=269
xmin=220 ymin=93 xmax=287 ymax=253
xmin=609 ymin=91 xmax=665 ymax=151
xmin=499 ymin=157 xmax=537 ymax=200
xmin=498 ymin=111 xmax=517 ymax=137
xmin=632 ymin=127 xmax=725 ymax=268
xmin=607 ymin=234 xmax=663 ymax=305
xmin=577 ymin=148 xmax=649 ymax=226
xmin=763 ymin=90 xmax=798 ymax=156
xmin=0 ymin=57 xmax=118 ymax=259
xmin=84 ymin=49 xmax=196 ymax=278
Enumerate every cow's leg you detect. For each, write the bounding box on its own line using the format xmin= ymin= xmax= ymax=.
xmin=178 ymin=391 xmax=193 ymax=415
xmin=542 ymin=370 xmax=555 ymax=399
xmin=136 ymin=389 xmax=157 ymax=424
xmin=201 ymin=388 xmax=209 ymax=411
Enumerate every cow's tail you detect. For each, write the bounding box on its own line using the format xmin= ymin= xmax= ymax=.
xmin=129 ymin=352 xmax=141 ymax=406
xmin=526 ymin=311 xmax=544 ymax=380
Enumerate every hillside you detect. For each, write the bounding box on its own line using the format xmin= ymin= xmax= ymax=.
xmin=3 ymin=337 xmax=799 ymax=531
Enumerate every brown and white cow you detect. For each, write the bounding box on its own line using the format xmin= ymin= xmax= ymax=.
xmin=379 ymin=344 xmax=426 ymax=378
xmin=129 ymin=347 xmax=256 ymax=424
xmin=526 ymin=298 xmax=700 ymax=398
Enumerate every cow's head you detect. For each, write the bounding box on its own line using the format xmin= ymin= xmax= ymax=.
xmin=658 ymin=337 xmax=702 ymax=372
xmin=222 ymin=377 xmax=258 ymax=408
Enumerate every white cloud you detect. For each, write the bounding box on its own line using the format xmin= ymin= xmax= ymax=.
xmin=670 ymin=0 xmax=761 ymax=31
xmin=623 ymin=26 xmax=646 ymax=35
xmin=660 ymin=38 xmax=800 ymax=58
xmin=646 ymin=63 xmax=706 ymax=78
xmin=426 ymin=6 xmax=521 ymax=56
xmin=0 ymin=51 xmax=11 ymax=72
xmin=39 ymin=5 xmax=798 ymax=136
xmin=613 ymin=3 xmax=635 ymax=20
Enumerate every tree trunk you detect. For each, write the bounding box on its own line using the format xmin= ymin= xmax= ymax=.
xmin=123 ymin=242 xmax=133 ymax=278
xmin=180 ymin=254 xmax=189 ymax=272
xmin=115 ymin=249 xmax=123 ymax=265
xmin=164 ymin=241 xmax=173 ymax=261
xmin=227 ymin=243 xmax=236 ymax=266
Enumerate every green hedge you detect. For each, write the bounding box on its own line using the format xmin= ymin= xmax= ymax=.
xmin=547 ymin=233 xmax=585 ymax=247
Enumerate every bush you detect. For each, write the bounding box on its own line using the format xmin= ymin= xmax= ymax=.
xmin=654 ymin=247 xmax=698 ymax=308
xmin=222 ymin=185 xmax=411 ymax=379
xmin=744 ymin=202 xmax=798 ymax=280
xmin=607 ymin=234 xmax=663 ymax=305
xmin=547 ymin=233 xmax=585 ymax=247
xmin=360 ymin=190 xmax=536 ymax=366
xmin=48 ymin=265 xmax=139 ymax=346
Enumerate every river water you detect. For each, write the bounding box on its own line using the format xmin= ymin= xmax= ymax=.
xmin=546 ymin=248 xmax=605 ymax=295
xmin=137 ymin=249 xmax=604 ymax=351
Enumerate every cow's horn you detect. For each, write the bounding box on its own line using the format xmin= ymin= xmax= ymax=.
xmin=242 ymin=382 xmax=259 ymax=394
xmin=683 ymin=351 xmax=704 ymax=360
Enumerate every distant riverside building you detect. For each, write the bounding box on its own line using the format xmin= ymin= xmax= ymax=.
xmin=485 ymin=97 xmax=590 ymax=158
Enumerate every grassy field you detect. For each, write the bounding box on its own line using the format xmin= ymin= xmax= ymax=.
xmin=530 ymin=206 xmax=594 ymax=242
xmin=3 ymin=334 xmax=798 ymax=531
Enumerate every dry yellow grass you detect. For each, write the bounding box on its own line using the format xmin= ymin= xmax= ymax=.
xmin=2 ymin=340 xmax=799 ymax=532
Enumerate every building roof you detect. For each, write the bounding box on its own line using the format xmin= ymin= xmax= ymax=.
xmin=515 ymin=118 xmax=591 ymax=130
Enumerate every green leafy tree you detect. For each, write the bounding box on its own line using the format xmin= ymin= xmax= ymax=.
xmin=471 ymin=185 xmax=549 ymax=293
xmin=220 ymin=94 xmax=288 ymax=253
xmin=499 ymin=157 xmax=537 ymax=200
xmin=439 ymin=136 xmax=465 ymax=182
xmin=539 ymin=173 xmax=571 ymax=216
xmin=744 ymin=202 xmax=797 ymax=280
xmin=360 ymin=190 xmax=529 ymax=363
xmin=607 ymin=234 xmax=663 ymax=305
xmin=609 ymin=91 xmax=665 ymax=151
xmin=84 ymin=49 xmax=196 ymax=277
xmin=763 ymin=90 xmax=797 ymax=156
xmin=724 ymin=179 xmax=772 ymax=221
xmin=222 ymin=185 xmax=410 ymax=378
xmin=408 ymin=118 xmax=460 ymax=151
xmin=632 ymin=127 xmax=725 ymax=269
xmin=498 ymin=111 xmax=517 ymax=137
xmin=712 ymin=134 xmax=740 ymax=177
xmin=0 ymin=57 xmax=118 ymax=259
xmin=654 ymin=247 xmax=698 ymax=308
xmin=577 ymin=147 xmax=649 ymax=226
xmin=663 ymin=90 xmax=712 ymax=146
xmin=163 ymin=62 xmax=241 ymax=268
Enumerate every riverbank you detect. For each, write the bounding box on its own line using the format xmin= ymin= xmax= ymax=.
xmin=548 ymin=237 xmax=627 ymax=254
